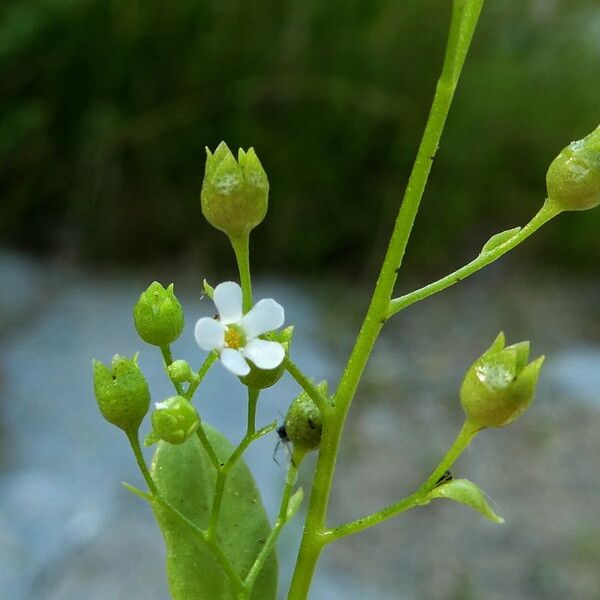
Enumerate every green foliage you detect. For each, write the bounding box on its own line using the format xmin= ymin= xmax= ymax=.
xmin=151 ymin=424 xmax=277 ymax=600
xmin=1 ymin=0 xmax=599 ymax=271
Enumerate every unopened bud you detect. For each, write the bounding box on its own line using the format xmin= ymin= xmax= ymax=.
xmin=201 ymin=142 xmax=269 ymax=238
xmin=460 ymin=332 xmax=544 ymax=429
xmin=133 ymin=282 xmax=184 ymax=347
xmin=93 ymin=354 xmax=150 ymax=433
xmin=150 ymin=396 xmax=200 ymax=445
xmin=284 ymin=381 xmax=326 ymax=452
xmin=167 ymin=360 xmax=196 ymax=384
xmin=546 ymin=124 xmax=600 ymax=212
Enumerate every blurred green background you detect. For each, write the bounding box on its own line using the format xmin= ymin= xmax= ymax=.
xmin=1 ymin=0 xmax=599 ymax=275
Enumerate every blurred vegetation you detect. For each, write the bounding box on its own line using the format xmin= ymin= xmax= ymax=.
xmin=1 ymin=0 xmax=599 ymax=275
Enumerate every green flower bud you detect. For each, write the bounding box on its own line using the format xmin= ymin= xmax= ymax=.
xmin=546 ymin=124 xmax=600 ymax=211
xmin=93 ymin=354 xmax=150 ymax=433
xmin=133 ymin=282 xmax=184 ymax=346
xmin=167 ymin=360 xmax=197 ymax=384
xmin=284 ymin=381 xmax=326 ymax=453
xmin=460 ymin=332 xmax=545 ymax=429
xmin=239 ymin=326 xmax=294 ymax=390
xmin=150 ymin=396 xmax=200 ymax=445
xmin=201 ymin=142 xmax=269 ymax=238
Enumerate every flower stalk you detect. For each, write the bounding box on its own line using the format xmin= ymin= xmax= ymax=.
xmin=287 ymin=2 xmax=485 ymax=597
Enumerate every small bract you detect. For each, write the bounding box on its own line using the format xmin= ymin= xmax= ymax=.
xmin=194 ymin=281 xmax=285 ymax=377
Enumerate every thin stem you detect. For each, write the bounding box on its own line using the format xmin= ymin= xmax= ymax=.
xmin=245 ymin=457 xmax=300 ymax=591
xmin=287 ymin=3 xmax=485 ymax=598
xmin=328 ymin=420 xmax=479 ymax=540
xmin=230 ymin=235 xmax=253 ymax=312
xmin=284 ymin=357 xmax=332 ymax=413
xmin=127 ymin=430 xmax=157 ymax=496
xmin=186 ymin=351 xmax=218 ymax=400
xmin=388 ymin=202 xmax=560 ymax=317
xmin=206 ymin=390 xmax=277 ymax=541
xmin=196 ymin=425 xmax=223 ymax=470
xmin=247 ymin=387 xmax=258 ymax=434
xmin=208 ymin=469 xmax=227 ymax=540
xmin=160 ymin=344 xmax=185 ymax=395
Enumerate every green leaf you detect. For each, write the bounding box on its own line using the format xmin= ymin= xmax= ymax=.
xmin=480 ymin=227 xmax=521 ymax=254
xmin=150 ymin=424 xmax=278 ymax=600
xmin=425 ymin=478 xmax=504 ymax=524
xmin=286 ymin=488 xmax=304 ymax=520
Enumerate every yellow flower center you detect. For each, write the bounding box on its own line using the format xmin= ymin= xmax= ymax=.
xmin=224 ymin=325 xmax=245 ymax=349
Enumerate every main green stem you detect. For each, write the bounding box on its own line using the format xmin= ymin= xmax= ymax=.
xmin=287 ymin=3 xmax=485 ymax=598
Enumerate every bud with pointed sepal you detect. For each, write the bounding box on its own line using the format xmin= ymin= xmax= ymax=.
xmin=460 ymin=332 xmax=544 ymax=429
xmin=546 ymin=124 xmax=600 ymax=212
xmin=133 ymin=282 xmax=184 ymax=347
xmin=93 ymin=354 xmax=150 ymax=434
xmin=148 ymin=396 xmax=200 ymax=445
xmin=201 ymin=142 xmax=269 ymax=238
xmin=283 ymin=381 xmax=326 ymax=453
xmin=239 ymin=326 xmax=294 ymax=390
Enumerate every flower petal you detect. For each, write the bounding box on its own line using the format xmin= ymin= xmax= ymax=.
xmin=213 ymin=281 xmax=243 ymax=324
xmin=194 ymin=318 xmax=225 ymax=351
xmin=220 ymin=348 xmax=250 ymax=376
xmin=239 ymin=298 xmax=284 ymax=338
xmin=242 ymin=339 xmax=285 ymax=370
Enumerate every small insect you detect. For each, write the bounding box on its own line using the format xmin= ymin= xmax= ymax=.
xmin=434 ymin=470 xmax=453 ymax=487
xmin=273 ymin=424 xmax=292 ymax=466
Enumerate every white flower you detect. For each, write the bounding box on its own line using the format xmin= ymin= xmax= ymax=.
xmin=194 ymin=281 xmax=285 ymax=376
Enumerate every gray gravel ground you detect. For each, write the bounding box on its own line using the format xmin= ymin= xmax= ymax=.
xmin=1 ymin=250 xmax=599 ymax=600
